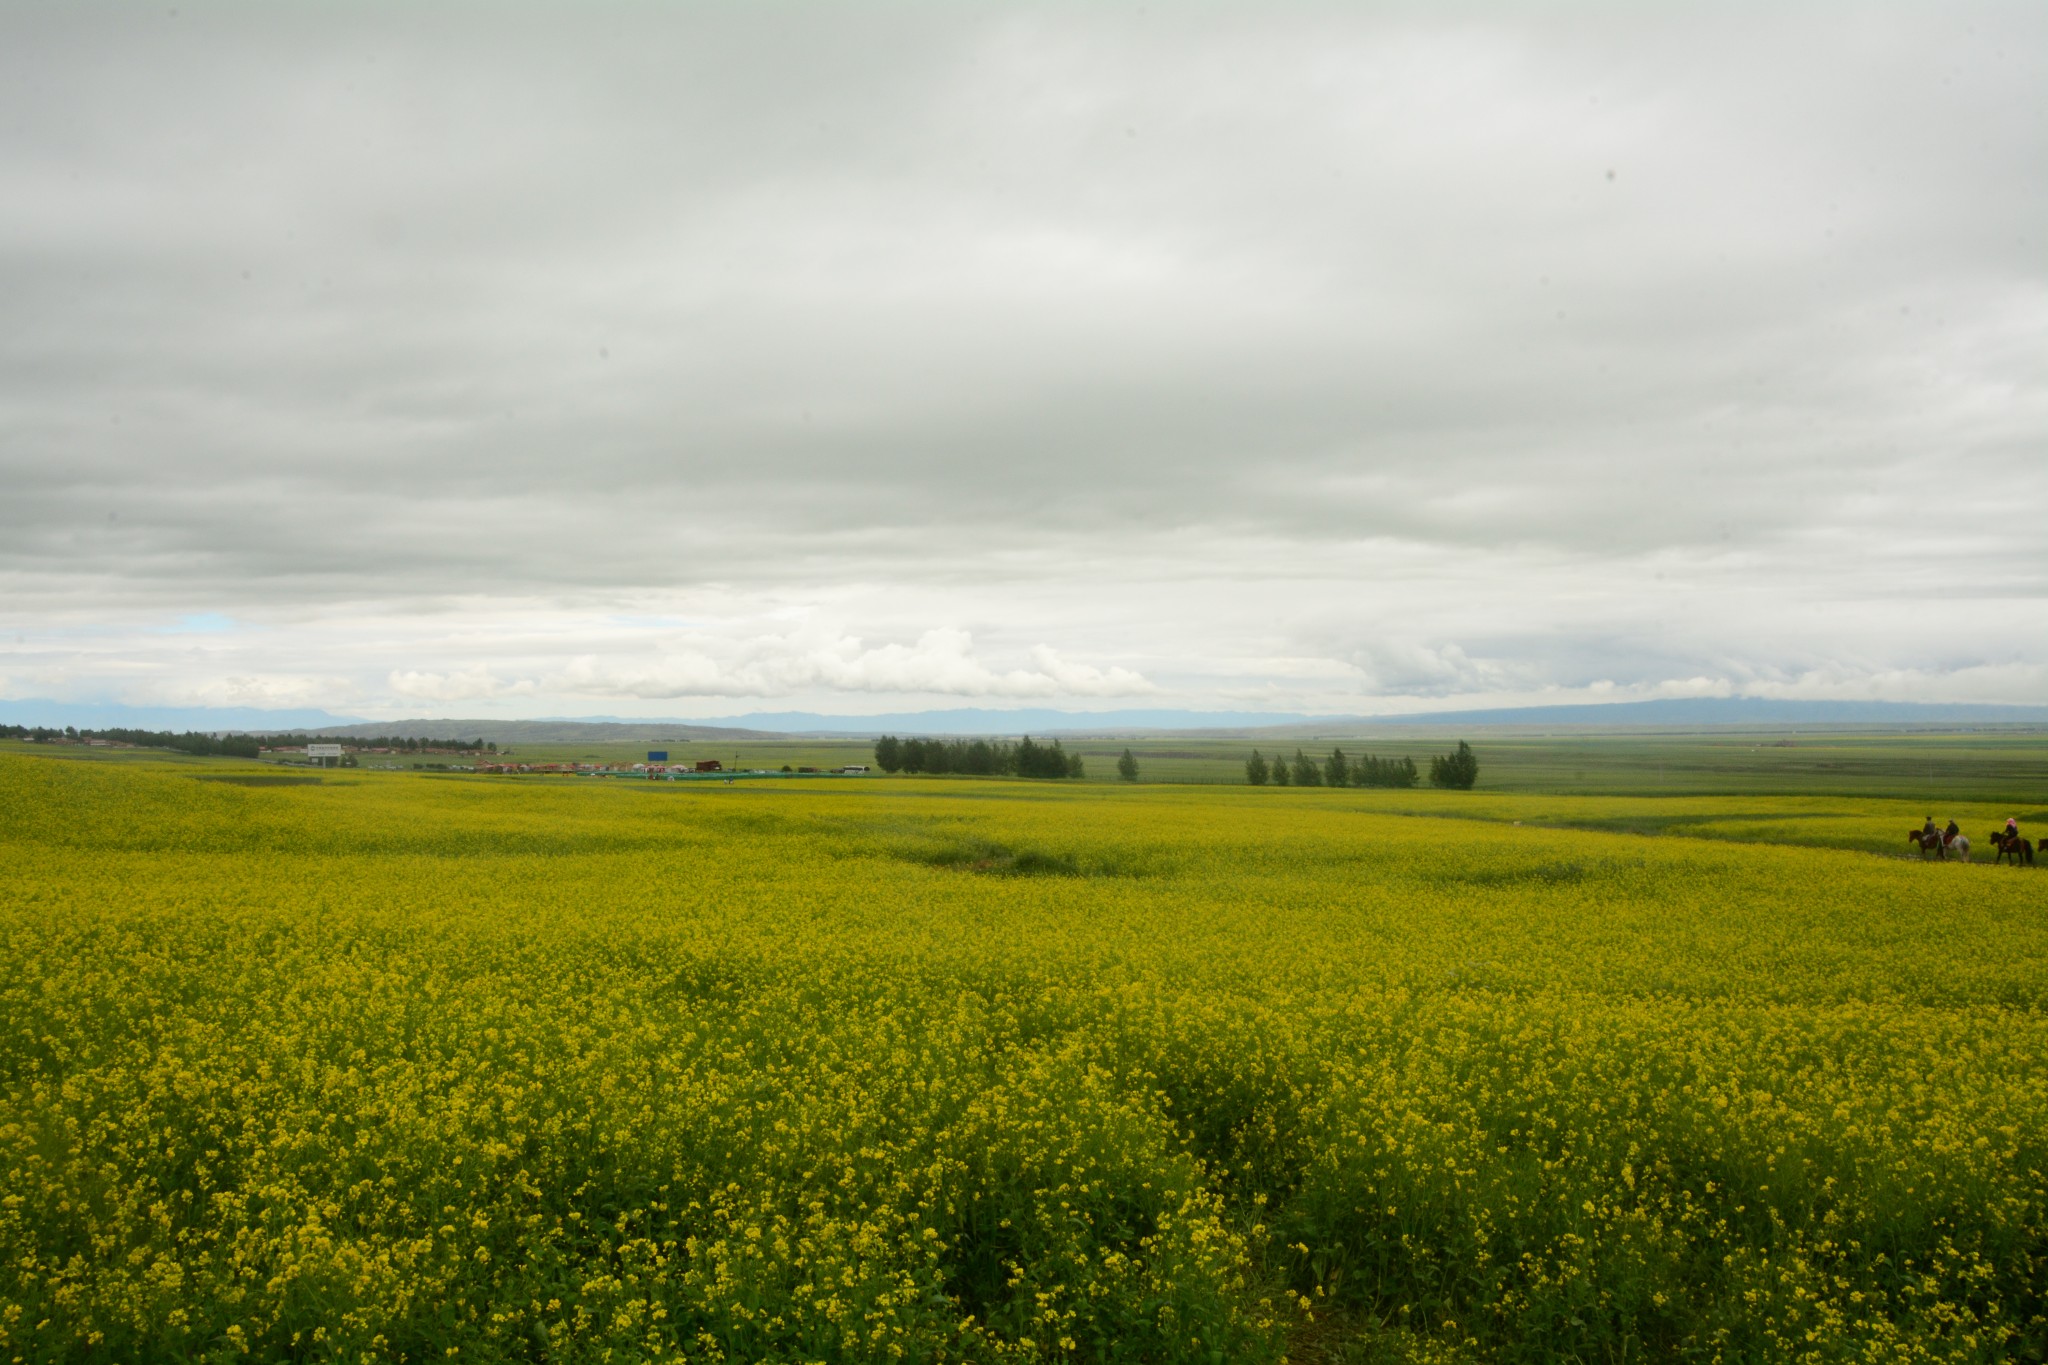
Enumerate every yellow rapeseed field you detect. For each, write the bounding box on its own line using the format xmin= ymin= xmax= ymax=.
xmin=2 ymin=752 xmax=2045 ymax=1363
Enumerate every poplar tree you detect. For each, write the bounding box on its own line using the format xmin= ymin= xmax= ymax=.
xmin=1429 ymin=740 xmax=1480 ymax=790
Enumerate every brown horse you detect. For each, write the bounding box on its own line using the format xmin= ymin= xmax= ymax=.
xmin=1908 ymin=830 xmax=1970 ymax=861
xmin=1987 ymin=831 xmax=2036 ymax=866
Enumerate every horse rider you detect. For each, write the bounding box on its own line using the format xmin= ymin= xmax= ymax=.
xmin=1944 ymin=819 xmax=1962 ymax=847
xmin=1922 ymin=816 xmax=1940 ymax=846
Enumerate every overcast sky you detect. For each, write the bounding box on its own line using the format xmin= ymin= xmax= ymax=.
xmin=2 ymin=4 xmax=2043 ymax=720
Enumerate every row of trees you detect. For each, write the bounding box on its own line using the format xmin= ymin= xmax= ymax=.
xmin=1 ymin=725 xmax=500 ymax=759
xmin=2 ymin=724 xmax=262 ymax=758
xmin=333 ymin=735 xmax=496 ymax=753
xmin=1246 ymin=747 xmax=1417 ymax=788
xmin=1245 ymin=741 xmax=1479 ymax=790
xmin=873 ymin=734 xmax=1085 ymax=779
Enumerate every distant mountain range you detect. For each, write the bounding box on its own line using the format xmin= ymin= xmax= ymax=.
xmin=1350 ymin=697 xmax=2048 ymax=728
xmin=296 ymin=709 xmax=1313 ymax=742
xmin=5 ymin=696 xmax=2044 ymax=741
xmin=669 ymin=707 xmax=1322 ymax=735
xmin=507 ymin=698 xmax=2048 ymax=736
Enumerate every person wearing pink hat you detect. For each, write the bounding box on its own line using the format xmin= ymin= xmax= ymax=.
xmin=1992 ymin=816 xmax=2035 ymax=866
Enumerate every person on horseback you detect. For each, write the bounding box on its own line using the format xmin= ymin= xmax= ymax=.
xmin=1922 ymin=816 xmax=1939 ymax=845
xmin=1944 ymin=819 xmax=1961 ymax=846
xmin=1989 ymin=817 xmax=2034 ymax=866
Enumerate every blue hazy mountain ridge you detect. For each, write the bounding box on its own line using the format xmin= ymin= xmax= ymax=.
xmin=1355 ymin=698 xmax=2048 ymax=726
xmin=683 ymin=708 xmax=1321 ymax=734
xmin=318 ymin=698 xmax=2048 ymax=740
xmin=611 ymin=700 xmax=2048 ymax=734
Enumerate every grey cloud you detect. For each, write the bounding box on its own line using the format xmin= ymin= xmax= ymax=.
xmin=1 ymin=5 xmax=2044 ymax=712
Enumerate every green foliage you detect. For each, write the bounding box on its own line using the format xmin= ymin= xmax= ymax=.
xmin=0 ymin=724 xmax=260 ymax=758
xmin=871 ymin=734 xmax=1084 ymax=779
xmin=333 ymin=733 xmax=490 ymax=753
xmin=1430 ymin=739 xmax=1480 ymax=790
xmin=1117 ymin=747 xmax=1140 ymax=782
xmin=1349 ymin=753 xmax=1421 ymax=789
xmin=1236 ymin=747 xmax=1429 ymax=792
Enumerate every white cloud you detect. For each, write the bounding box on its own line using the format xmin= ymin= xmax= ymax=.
xmin=1740 ymin=662 xmax=2048 ymax=706
xmin=1025 ymin=645 xmax=1159 ymax=697
xmin=174 ymin=674 xmax=355 ymax=709
xmin=1347 ymin=641 xmax=1521 ymax=697
xmin=1653 ymin=676 xmax=1738 ymax=699
xmin=549 ymin=628 xmax=1156 ymax=701
xmin=388 ymin=667 xmax=538 ymax=703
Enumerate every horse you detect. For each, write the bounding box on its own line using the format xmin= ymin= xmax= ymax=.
xmin=1908 ymin=830 xmax=1969 ymax=861
xmin=1987 ymin=831 xmax=2036 ymax=866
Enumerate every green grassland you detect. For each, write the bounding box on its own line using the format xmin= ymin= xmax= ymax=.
xmin=3 ymin=745 xmax=2047 ymax=1363
xmin=207 ymin=726 xmax=2048 ymax=804
xmin=1064 ymin=728 xmax=2048 ymax=801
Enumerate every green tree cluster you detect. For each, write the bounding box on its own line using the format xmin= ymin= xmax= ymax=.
xmin=325 ymin=735 xmax=493 ymax=753
xmin=1350 ymin=752 xmax=1422 ymax=788
xmin=1 ymin=724 xmax=261 ymax=759
xmin=2 ymin=724 xmax=70 ymax=743
xmin=872 ymin=735 xmax=1085 ymax=779
xmin=1116 ymin=748 xmax=1140 ymax=782
xmin=1244 ymin=746 xmax=1421 ymax=788
xmin=1430 ymin=739 xmax=1480 ymax=789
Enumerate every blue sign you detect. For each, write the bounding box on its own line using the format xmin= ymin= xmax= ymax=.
xmin=647 ymin=751 xmax=668 ymax=762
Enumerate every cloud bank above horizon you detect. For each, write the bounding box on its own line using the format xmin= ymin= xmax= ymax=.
xmin=2 ymin=5 xmax=2044 ymax=720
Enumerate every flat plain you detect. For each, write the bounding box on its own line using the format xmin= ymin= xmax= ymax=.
xmin=309 ymin=728 xmax=2048 ymax=804
xmin=2 ymin=743 xmax=2045 ymax=1363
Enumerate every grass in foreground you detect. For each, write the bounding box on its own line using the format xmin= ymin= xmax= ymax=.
xmin=2 ymin=755 xmax=2045 ymax=1363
